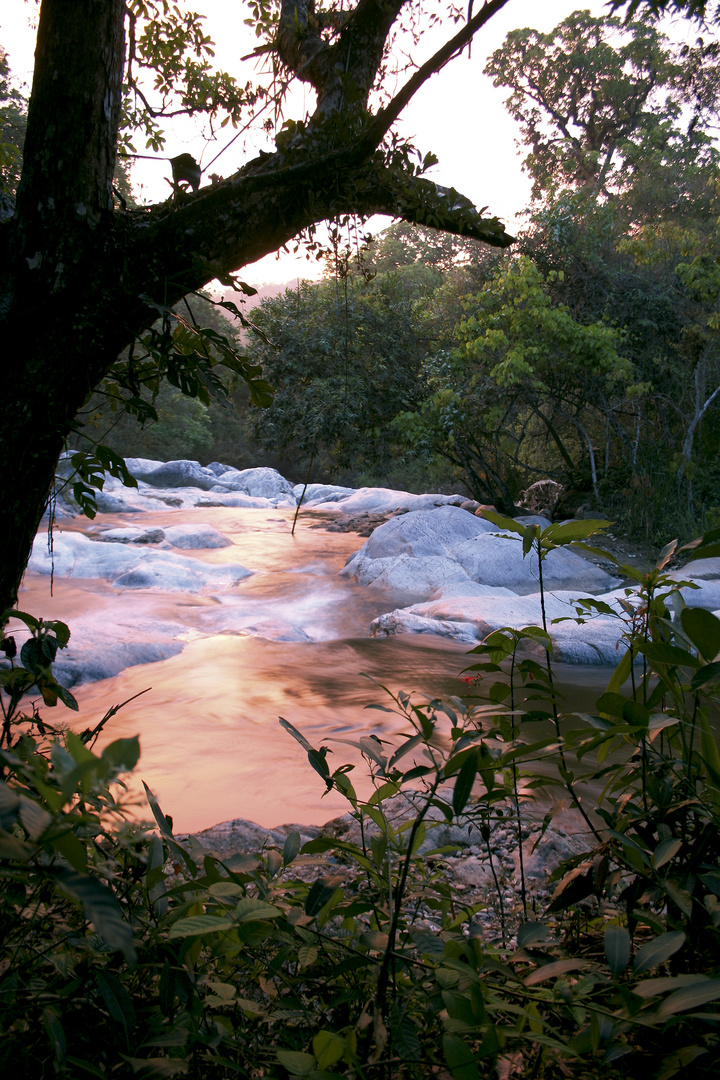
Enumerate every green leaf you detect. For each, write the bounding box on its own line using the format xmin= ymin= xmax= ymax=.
xmin=283 ymin=830 xmax=301 ymax=866
xmin=167 ymin=914 xmax=235 ymax=939
xmin=544 ymin=519 xmax=612 ymax=545
xmin=53 ymin=867 xmax=135 ymax=962
xmin=453 ymin=751 xmax=478 ymax=816
xmin=606 ymin=648 xmax=632 ymax=694
xmin=96 ymin=971 xmax=136 ymax=1041
xmin=680 ymin=607 xmax=720 ymax=662
xmin=639 ymin=641 xmax=700 ymax=668
xmin=276 ymin=1051 xmax=315 ymax=1076
xmin=43 ymin=1008 xmax=66 ymax=1065
xmin=234 ymin=897 xmax=282 ymax=923
xmin=633 ymin=931 xmax=685 ymax=974
xmin=442 ymin=1034 xmax=480 ymax=1080
xmin=604 ymin=924 xmax=631 ymax=976
xmin=652 ymin=838 xmax=682 ymax=870
xmin=477 ymin=509 xmax=525 ymax=536
xmin=102 ymin=737 xmax=141 ymax=773
xmin=524 ymin=959 xmax=590 ymax=985
xmin=664 ymin=879 xmax=693 ymax=917
xmin=656 ymin=978 xmax=720 ymax=1018
xmin=313 ymin=1029 xmax=345 ymax=1070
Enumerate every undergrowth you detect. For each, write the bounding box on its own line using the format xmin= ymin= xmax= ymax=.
xmin=1 ymin=519 xmax=719 ymax=1078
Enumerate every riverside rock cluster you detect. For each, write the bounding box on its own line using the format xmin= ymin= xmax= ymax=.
xmin=21 ymin=455 xmax=720 ymax=683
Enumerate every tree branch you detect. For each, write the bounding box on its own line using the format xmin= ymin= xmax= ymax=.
xmin=365 ymin=0 xmax=511 ymax=147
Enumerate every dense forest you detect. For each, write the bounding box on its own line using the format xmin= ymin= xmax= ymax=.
xmin=51 ymin=6 xmax=720 ymax=543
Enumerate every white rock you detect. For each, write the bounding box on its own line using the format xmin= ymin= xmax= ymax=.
xmin=343 ymin=506 xmax=619 ymax=601
xmin=370 ymin=591 xmax=626 ymax=663
xmin=347 ymin=554 xmax=473 ymax=599
xmin=315 ymin=488 xmax=467 ymax=516
xmin=451 ymin=533 xmax=618 ymax=595
xmin=28 ymin=531 xmax=251 ymax=592
xmin=195 ymin=494 xmax=274 ymax=508
xmin=123 ymin=457 xmax=167 ymax=480
xmin=293 ymin=483 xmax=357 ymax=504
xmin=162 ymin=524 xmax=232 ymax=549
xmin=134 ymin=459 xmax=221 ymax=490
xmin=344 ymin=506 xmax=492 ymax=569
xmin=214 ymin=467 xmax=296 ymax=502
xmin=93 ymin=527 xmax=166 ymax=544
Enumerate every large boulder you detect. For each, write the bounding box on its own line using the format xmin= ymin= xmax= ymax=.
xmin=28 ymin=531 xmax=251 ymax=592
xmin=371 ymin=591 xmax=626 ymax=663
xmin=132 ymin=459 xmax=221 ymax=490
xmin=450 ymin=532 xmax=618 ymax=595
xmin=313 ymin=488 xmax=467 ymax=516
xmin=212 ymin=466 xmax=296 ymax=502
xmin=343 ymin=506 xmax=492 ymax=575
xmin=343 ymin=506 xmax=619 ymax=601
xmin=293 ymin=483 xmax=357 ymax=505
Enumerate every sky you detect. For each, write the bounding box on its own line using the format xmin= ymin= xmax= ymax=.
xmin=0 ymin=0 xmax=694 ymax=283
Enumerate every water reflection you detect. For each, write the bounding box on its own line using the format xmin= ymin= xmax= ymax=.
xmin=19 ymin=506 xmax=615 ymax=833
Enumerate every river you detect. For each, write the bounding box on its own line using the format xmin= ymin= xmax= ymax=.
xmin=17 ymin=503 xmax=613 ymax=834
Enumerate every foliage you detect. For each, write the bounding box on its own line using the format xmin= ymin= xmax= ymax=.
xmin=394 ymin=256 xmax=627 ymax=509
xmin=0 ymin=46 xmax=25 ymax=200
xmin=485 ymin=10 xmax=719 ymax=221
xmin=247 ymin=270 xmax=434 ymax=483
xmin=3 ymin=516 xmax=720 ymax=1077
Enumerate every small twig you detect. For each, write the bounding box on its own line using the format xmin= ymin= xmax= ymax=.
xmin=291 ymin=453 xmax=314 ymax=536
xmin=82 ymin=687 xmax=152 ymax=748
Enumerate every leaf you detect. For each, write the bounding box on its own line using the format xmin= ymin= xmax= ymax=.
xmin=276 ymin=1051 xmax=315 ymax=1076
xmin=477 ymin=509 xmax=525 ymax=536
xmin=524 ymin=959 xmax=590 ymax=985
xmin=313 ymin=1029 xmax=345 ymax=1070
xmin=516 ymin=921 xmax=553 ymax=948
xmin=235 ymin=897 xmax=282 ymax=923
xmin=53 ymin=867 xmax=135 ymax=962
xmin=606 ymin=648 xmax=632 ymax=695
xmin=544 ymin=519 xmax=612 ymax=545
xmin=102 ymin=737 xmax=141 ymax=773
xmin=43 ymin=1008 xmax=66 ymax=1065
xmin=633 ymin=931 xmax=686 ymax=974
xmin=442 ymin=1034 xmax=480 ymax=1080
xmin=604 ymin=924 xmax=631 ymax=976
xmin=278 ymin=716 xmax=314 ymax=752
xmin=453 ymin=751 xmax=478 ymax=816
xmin=664 ymin=879 xmax=693 ymax=917
xmin=298 ymin=945 xmax=318 ymax=969
xmin=639 ymin=641 xmax=700 ymax=668
xmin=652 ymin=838 xmax=682 ymax=870
xmin=656 ymin=978 xmax=720 ymax=1018
xmin=18 ymin=794 xmax=52 ymax=839
xmin=167 ymin=915 xmax=235 ymax=939
xmin=122 ymin=1058 xmax=189 ymax=1077
xmin=680 ymin=607 xmax=720 ymax=662
xmin=283 ymin=830 xmax=301 ymax=866
xmin=305 ymin=876 xmax=341 ymax=917
xmin=96 ymin=971 xmax=136 ymax=1042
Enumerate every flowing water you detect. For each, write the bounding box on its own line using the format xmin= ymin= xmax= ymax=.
xmin=17 ymin=505 xmax=612 ymax=833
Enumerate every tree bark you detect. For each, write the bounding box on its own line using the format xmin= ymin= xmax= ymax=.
xmin=0 ymin=0 xmax=514 ymax=617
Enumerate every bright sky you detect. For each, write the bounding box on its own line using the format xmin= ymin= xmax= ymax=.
xmin=0 ymin=0 xmax=695 ymax=283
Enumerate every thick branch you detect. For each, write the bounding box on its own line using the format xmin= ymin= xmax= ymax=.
xmin=277 ymin=0 xmax=406 ymax=116
xmin=366 ymin=0 xmax=511 ymax=147
xmin=126 ymin=154 xmax=513 ymax=317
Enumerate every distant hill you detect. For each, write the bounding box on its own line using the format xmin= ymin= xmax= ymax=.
xmin=221 ymin=279 xmax=308 ymax=314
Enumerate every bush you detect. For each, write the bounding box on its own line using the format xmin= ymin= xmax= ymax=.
xmin=2 ymin=522 xmax=720 ymax=1078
